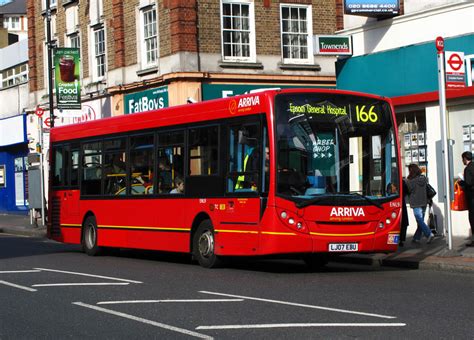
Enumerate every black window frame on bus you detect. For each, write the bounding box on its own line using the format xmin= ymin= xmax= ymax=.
xmin=157 ymin=129 xmax=186 ymax=196
xmin=185 ymin=124 xmax=224 ymax=197
xmin=51 ymin=142 xmax=80 ymax=189
xmin=223 ymin=114 xmax=269 ymax=198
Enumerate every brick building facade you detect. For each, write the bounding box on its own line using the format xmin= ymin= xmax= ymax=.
xmin=27 ymin=0 xmax=341 ymax=120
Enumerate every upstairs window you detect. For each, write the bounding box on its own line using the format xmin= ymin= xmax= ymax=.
xmin=93 ymin=26 xmax=106 ymax=79
xmin=221 ymin=0 xmax=255 ymax=62
xmin=280 ymin=4 xmax=313 ymax=64
xmin=140 ymin=6 xmax=158 ymax=68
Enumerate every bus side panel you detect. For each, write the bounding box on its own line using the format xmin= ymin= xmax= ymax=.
xmin=126 ymin=198 xmax=188 ymax=252
xmin=203 ymin=198 xmax=260 ymax=256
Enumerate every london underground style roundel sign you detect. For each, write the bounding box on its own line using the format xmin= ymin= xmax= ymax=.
xmin=445 ymin=51 xmax=466 ymax=89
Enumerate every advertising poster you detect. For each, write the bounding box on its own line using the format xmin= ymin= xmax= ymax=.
xmin=418 ymin=147 xmax=426 ymax=162
xmin=0 ymin=165 xmax=5 ymax=188
xmin=411 ymin=149 xmax=419 ymax=163
xmin=54 ymin=48 xmax=81 ymax=110
xmin=405 ymin=150 xmax=411 ymax=164
xmin=417 ymin=132 xmax=425 ymax=146
xmin=410 ymin=133 xmax=418 ymax=147
xmin=463 ymin=125 xmax=470 ymax=141
xmin=404 ymin=134 xmax=411 ymax=148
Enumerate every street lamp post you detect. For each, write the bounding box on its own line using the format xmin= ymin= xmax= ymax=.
xmin=45 ymin=0 xmax=55 ymax=128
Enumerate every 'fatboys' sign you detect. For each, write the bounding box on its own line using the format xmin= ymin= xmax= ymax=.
xmin=314 ymin=36 xmax=352 ymax=56
xmin=125 ymin=86 xmax=169 ymax=114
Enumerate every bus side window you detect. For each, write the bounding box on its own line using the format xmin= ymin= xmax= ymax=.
xmin=52 ymin=146 xmax=64 ymax=187
xmin=158 ymin=131 xmax=185 ymax=194
xmin=130 ymin=134 xmax=154 ymax=195
xmin=227 ymin=123 xmax=260 ymax=193
xmin=81 ymin=141 xmax=102 ymax=195
xmin=103 ymin=138 xmax=127 ymax=196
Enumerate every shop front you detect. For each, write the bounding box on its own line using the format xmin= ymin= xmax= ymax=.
xmin=0 ymin=114 xmax=28 ymax=214
xmin=336 ymin=32 xmax=474 ymax=237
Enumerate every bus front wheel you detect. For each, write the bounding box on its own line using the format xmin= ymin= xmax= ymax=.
xmin=193 ymin=220 xmax=222 ymax=268
xmin=82 ymin=215 xmax=101 ymax=256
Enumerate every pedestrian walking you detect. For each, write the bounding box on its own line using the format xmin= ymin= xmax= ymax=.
xmin=405 ymin=164 xmax=435 ymax=244
xmin=459 ymin=151 xmax=474 ymax=246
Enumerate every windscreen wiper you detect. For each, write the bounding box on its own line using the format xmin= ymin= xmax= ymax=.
xmin=346 ymin=192 xmax=383 ymax=210
xmin=295 ymin=195 xmax=326 ymax=209
xmin=295 ymin=192 xmax=383 ymax=210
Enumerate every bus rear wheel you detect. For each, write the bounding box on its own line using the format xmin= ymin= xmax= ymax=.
xmin=82 ymin=215 xmax=101 ymax=256
xmin=193 ymin=220 xmax=222 ymax=268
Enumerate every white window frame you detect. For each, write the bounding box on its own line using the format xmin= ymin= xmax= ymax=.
xmin=91 ymin=25 xmax=106 ymax=80
xmin=67 ymin=32 xmax=80 ymax=49
xmin=42 ymin=0 xmax=57 ymax=11
xmin=280 ymin=4 xmax=314 ymax=65
xmin=220 ymin=0 xmax=256 ymax=63
xmin=139 ymin=5 xmax=159 ymax=69
xmin=1 ymin=64 xmax=28 ymax=89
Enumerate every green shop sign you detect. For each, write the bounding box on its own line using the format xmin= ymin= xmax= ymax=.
xmin=125 ymin=86 xmax=169 ymax=114
xmin=202 ymin=84 xmax=331 ymax=101
xmin=54 ymin=48 xmax=81 ymax=110
xmin=314 ymin=35 xmax=352 ymax=56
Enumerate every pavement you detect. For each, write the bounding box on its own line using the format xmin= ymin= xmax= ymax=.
xmin=1 ymin=213 xmax=473 ymax=273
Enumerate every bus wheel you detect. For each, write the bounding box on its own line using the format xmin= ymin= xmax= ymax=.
xmin=193 ymin=220 xmax=222 ymax=268
xmin=82 ymin=215 xmax=101 ymax=256
xmin=303 ymin=254 xmax=328 ymax=271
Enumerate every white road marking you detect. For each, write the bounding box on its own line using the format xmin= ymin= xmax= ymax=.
xmin=97 ymin=299 xmax=244 ymax=305
xmin=199 ymin=291 xmax=397 ymax=319
xmin=34 ymin=268 xmax=142 ymax=283
xmin=32 ymin=282 xmax=130 ymax=287
xmin=196 ymin=323 xmax=406 ymax=330
xmin=0 ymin=280 xmax=37 ymax=292
xmin=0 ymin=270 xmax=41 ymax=274
xmin=73 ymin=302 xmax=213 ymax=339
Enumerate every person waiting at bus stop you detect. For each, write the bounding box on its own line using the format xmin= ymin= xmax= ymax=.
xmin=405 ymin=164 xmax=435 ymax=244
xmin=458 ymin=151 xmax=474 ymax=246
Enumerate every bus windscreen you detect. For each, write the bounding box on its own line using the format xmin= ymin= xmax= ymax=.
xmin=275 ymin=93 xmax=399 ymax=206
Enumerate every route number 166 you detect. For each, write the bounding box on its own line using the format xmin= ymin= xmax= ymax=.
xmin=355 ymin=105 xmax=378 ymax=123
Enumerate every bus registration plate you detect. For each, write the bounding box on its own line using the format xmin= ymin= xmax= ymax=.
xmin=328 ymin=243 xmax=358 ymax=252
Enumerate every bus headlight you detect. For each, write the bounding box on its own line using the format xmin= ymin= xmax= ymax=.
xmin=391 ymin=212 xmax=397 ymax=220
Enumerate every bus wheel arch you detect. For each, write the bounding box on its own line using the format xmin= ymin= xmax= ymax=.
xmin=190 ymin=213 xmax=222 ymax=268
xmin=81 ymin=212 xmax=101 ymax=256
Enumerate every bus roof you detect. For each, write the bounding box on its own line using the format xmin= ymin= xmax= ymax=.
xmin=50 ymin=88 xmax=389 ymax=143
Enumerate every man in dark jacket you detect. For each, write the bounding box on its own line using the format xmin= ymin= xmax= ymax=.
xmin=460 ymin=151 xmax=474 ymax=246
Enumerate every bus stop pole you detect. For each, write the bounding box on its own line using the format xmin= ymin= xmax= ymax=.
xmin=39 ymin=116 xmax=45 ymax=227
xmin=437 ymin=45 xmax=453 ymax=251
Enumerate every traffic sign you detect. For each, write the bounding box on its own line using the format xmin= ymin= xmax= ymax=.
xmin=435 ymin=36 xmax=444 ymax=52
xmin=445 ymin=51 xmax=466 ymax=89
xmin=447 ymin=53 xmax=463 ymax=71
xmin=44 ymin=117 xmax=51 ymax=128
xmin=35 ymin=107 xmax=44 ymax=117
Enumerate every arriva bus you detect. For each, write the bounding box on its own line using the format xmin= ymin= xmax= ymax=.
xmin=49 ymin=89 xmax=402 ymax=268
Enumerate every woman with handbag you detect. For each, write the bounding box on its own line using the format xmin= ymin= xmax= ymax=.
xmin=405 ymin=164 xmax=435 ymax=244
xmin=459 ymin=151 xmax=474 ymax=246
